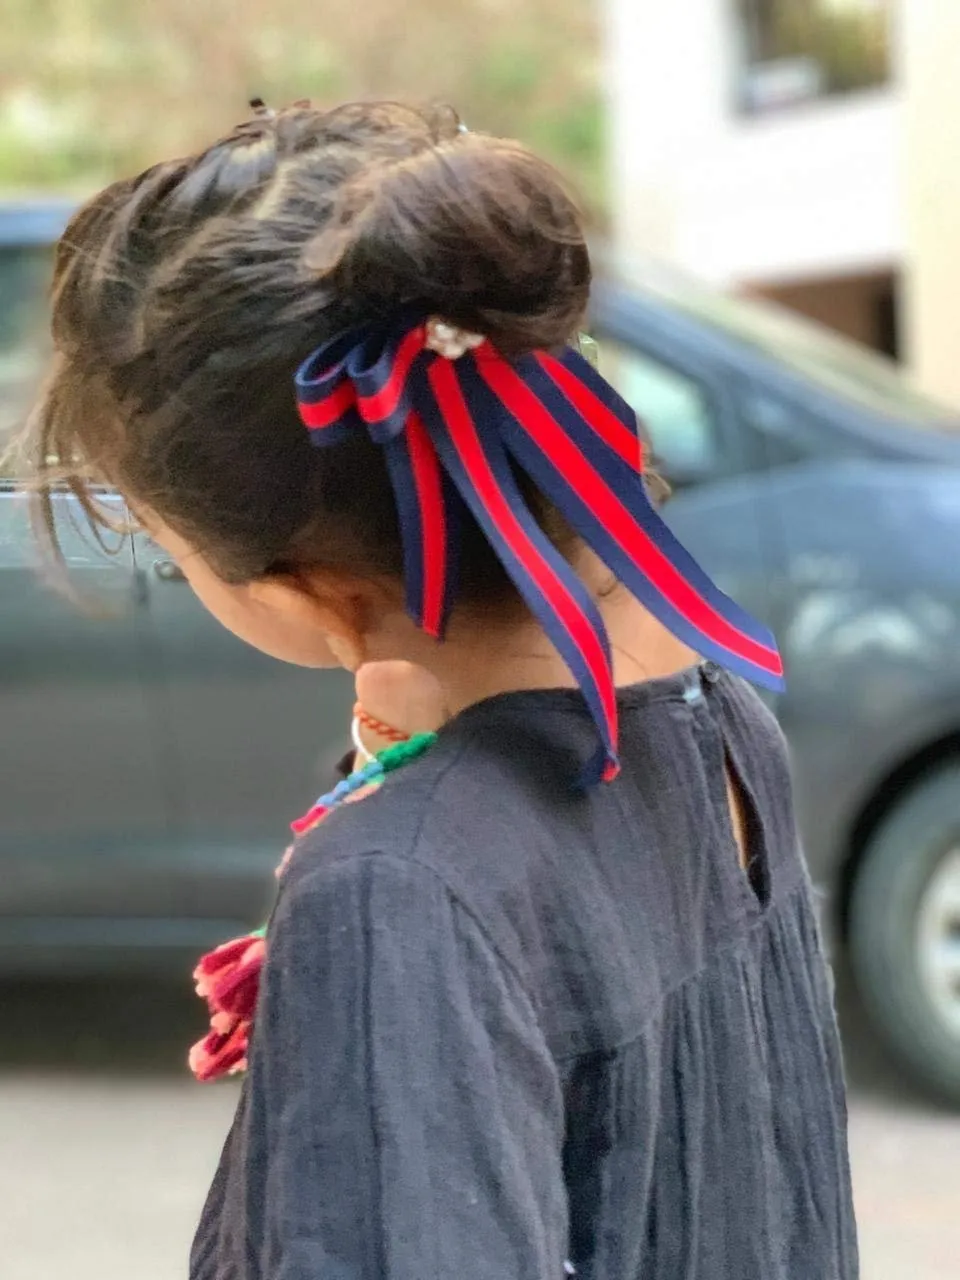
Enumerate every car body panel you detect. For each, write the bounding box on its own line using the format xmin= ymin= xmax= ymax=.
xmin=0 ymin=493 xmax=168 ymax=918
xmin=0 ymin=495 xmax=353 ymax=968
xmin=755 ymin=461 xmax=960 ymax=883
xmin=131 ymin=532 xmax=354 ymax=921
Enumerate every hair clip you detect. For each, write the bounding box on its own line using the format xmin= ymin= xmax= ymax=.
xmin=576 ymin=331 xmax=600 ymax=370
xmin=425 ymin=318 xmax=485 ymax=360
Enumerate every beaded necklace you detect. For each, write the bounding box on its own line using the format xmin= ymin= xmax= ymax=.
xmin=189 ymin=731 xmax=437 ymax=1082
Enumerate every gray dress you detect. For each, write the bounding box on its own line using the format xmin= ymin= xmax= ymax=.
xmin=191 ymin=665 xmax=858 ymax=1279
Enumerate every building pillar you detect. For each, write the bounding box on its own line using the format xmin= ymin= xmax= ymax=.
xmin=602 ymin=0 xmax=730 ymax=271
xmin=901 ymin=2 xmax=960 ymax=406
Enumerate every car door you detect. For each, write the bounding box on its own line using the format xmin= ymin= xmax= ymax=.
xmin=0 ymin=491 xmax=173 ymax=950
xmin=731 ymin=382 xmax=960 ymax=885
xmin=132 ymin=534 xmax=354 ymax=926
xmin=594 ymin=329 xmax=781 ymax=646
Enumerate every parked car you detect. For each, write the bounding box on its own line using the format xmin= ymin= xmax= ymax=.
xmin=3 ymin=202 xmax=960 ymax=1103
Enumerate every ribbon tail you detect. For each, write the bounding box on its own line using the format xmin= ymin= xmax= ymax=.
xmin=418 ymin=360 xmax=620 ymax=784
xmin=476 ymin=350 xmax=785 ymax=693
xmin=382 ymin=415 xmax=460 ymax=640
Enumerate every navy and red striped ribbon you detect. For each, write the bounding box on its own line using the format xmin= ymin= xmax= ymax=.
xmin=295 ymin=311 xmax=784 ymax=784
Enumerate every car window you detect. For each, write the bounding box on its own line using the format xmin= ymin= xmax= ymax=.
xmin=597 ymin=338 xmax=721 ymax=481
xmin=0 ymin=245 xmax=51 ymax=475
xmin=604 ymin=254 xmax=958 ymax=428
xmin=745 ymin=387 xmax=860 ymax=467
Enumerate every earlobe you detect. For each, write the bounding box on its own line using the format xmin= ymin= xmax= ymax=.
xmin=247 ymin=572 xmax=369 ymax=671
xmin=323 ymin=628 xmax=367 ymax=673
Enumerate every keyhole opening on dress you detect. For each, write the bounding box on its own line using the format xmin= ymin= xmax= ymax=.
xmin=724 ymin=750 xmax=769 ymax=906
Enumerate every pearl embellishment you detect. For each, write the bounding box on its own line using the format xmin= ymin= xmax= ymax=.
xmin=425 ymin=317 xmax=486 ymax=360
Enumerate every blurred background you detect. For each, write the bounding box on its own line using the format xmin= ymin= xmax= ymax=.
xmin=2 ymin=2 xmax=960 ymax=1277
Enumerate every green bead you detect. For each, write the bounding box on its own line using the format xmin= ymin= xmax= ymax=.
xmin=377 ymin=731 xmax=438 ymax=773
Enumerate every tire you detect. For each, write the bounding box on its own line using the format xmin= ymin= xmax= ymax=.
xmin=848 ymin=763 xmax=960 ymax=1106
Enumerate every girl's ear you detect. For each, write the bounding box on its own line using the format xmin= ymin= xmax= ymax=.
xmin=246 ymin=571 xmax=370 ymax=671
xmin=142 ymin=516 xmax=376 ymax=670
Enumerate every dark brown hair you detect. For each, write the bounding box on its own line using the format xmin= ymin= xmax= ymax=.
xmin=25 ymin=99 xmax=592 ymax=601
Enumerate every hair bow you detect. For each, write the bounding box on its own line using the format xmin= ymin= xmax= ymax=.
xmin=295 ymin=311 xmax=783 ymax=784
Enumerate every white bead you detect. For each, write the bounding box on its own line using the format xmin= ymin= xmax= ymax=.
xmin=425 ymin=316 xmax=486 ymax=360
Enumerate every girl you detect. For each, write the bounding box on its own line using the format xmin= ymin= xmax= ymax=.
xmin=26 ymin=101 xmax=857 ymax=1279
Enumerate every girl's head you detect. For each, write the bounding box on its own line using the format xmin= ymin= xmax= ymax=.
xmin=27 ymin=96 xmax=782 ymax=781
xmin=29 ymin=99 xmax=590 ymax=667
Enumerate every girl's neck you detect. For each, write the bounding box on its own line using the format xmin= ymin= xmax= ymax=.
xmin=435 ymin=598 xmax=696 ymax=719
xmin=368 ymin=553 xmax=698 ymax=719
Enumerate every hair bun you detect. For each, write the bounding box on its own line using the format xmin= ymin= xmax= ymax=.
xmin=305 ymin=132 xmax=590 ymax=355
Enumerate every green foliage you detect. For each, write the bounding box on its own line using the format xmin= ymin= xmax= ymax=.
xmin=0 ymin=0 xmax=605 ymax=210
xmin=531 ymin=94 xmax=605 ymax=199
xmin=471 ymin=44 xmax=545 ymax=104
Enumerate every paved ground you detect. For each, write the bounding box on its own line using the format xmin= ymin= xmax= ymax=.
xmin=1 ymin=977 xmax=957 ymax=1280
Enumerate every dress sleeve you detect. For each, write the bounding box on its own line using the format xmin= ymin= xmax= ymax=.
xmin=251 ymin=851 xmax=568 ymax=1280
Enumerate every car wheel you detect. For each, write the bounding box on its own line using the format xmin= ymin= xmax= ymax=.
xmin=849 ymin=763 xmax=960 ymax=1105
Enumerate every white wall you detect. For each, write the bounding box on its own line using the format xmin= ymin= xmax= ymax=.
xmin=604 ymin=0 xmax=902 ymax=288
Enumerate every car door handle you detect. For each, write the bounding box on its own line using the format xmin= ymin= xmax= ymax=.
xmin=154 ymin=559 xmax=186 ymax=582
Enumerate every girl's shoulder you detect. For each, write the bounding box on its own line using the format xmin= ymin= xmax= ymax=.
xmin=277 ymin=730 xmax=548 ymax=986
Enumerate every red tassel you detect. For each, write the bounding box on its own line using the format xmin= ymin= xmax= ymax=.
xmin=189 ymin=1016 xmax=250 ymax=1083
xmin=194 ymin=935 xmax=252 ymax=992
xmin=194 ymin=934 xmax=266 ymax=1023
xmin=190 ymin=930 xmax=266 ymax=1078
